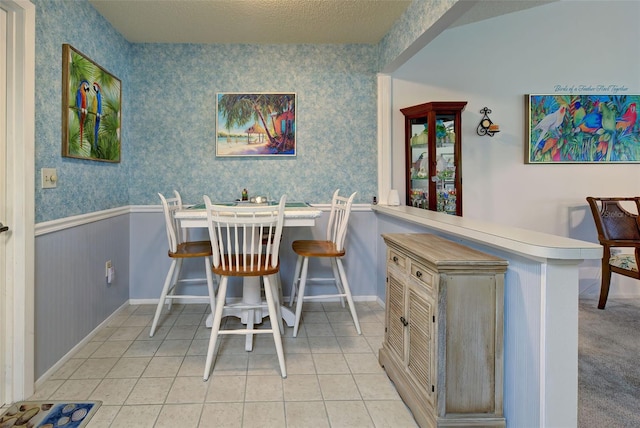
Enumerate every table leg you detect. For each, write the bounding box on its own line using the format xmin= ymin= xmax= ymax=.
xmin=204 ymin=277 xmax=262 ymax=351
xmin=205 ymin=304 xmax=295 ymax=329
xmin=237 ymin=277 xmax=259 ymax=351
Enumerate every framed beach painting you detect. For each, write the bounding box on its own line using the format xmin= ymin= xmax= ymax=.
xmin=525 ymin=94 xmax=640 ymax=163
xmin=62 ymin=44 xmax=121 ymax=162
xmin=216 ymin=92 xmax=296 ymax=157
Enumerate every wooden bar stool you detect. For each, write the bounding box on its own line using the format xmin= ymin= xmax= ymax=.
xmin=289 ymin=190 xmax=360 ymax=337
xmin=150 ymin=191 xmax=216 ymax=337
xmin=203 ymin=195 xmax=288 ymax=380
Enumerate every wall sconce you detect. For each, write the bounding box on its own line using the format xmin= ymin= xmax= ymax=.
xmin=477 ymin=107 xmax=500 ymax=137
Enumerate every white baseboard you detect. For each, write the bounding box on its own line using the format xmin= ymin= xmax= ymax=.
xmin=35 ymin=301 xmax=131 ymax=387
xmin=130 ymin=295 xmax=380 ymax=306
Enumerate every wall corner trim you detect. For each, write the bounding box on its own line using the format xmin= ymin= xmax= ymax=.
xmin=35 ymin=206 xmax=131 ymax=236
xmin=35 ymin=203 xmax=374 ymax=237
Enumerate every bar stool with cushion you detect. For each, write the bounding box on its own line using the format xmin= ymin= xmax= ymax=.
xmin=203 ymin=195 xmax=288 ymax=380
xmin=289 ymin=189 xmax=360 ymax=337
xmin=150 ymin=191 xmax=216 ymax=337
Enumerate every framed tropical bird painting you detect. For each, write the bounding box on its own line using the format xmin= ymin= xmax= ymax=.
xmin=62 ymin=44 xmax=121 ymax=162
xmin=525 ymin=94 xmax=640 ymax=164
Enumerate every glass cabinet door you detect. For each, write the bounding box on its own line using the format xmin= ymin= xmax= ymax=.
xmin=408 ymin=118 xmax=429 ymax=209
xmin=402 ymin=102 xmax=466 ymax=216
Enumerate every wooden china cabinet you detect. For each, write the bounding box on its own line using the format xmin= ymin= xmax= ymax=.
xmin=401 ymin=102 xmax=466 ymax=216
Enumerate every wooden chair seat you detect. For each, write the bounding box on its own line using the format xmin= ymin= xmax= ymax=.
xmin=211 ymin=256 xmax=280 ymax=277
xmin=586 ymin=196 xmax=640 ymax=309
xmin=292 ymin=240 xmax=345 ymax=258
xmin=171 ymin=240 xmax=213 ymax=258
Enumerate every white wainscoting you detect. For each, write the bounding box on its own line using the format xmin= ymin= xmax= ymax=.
xmin=34 ymin=205 xmax=378 ymax=380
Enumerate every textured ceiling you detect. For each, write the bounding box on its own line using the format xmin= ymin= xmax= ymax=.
xmin=88 ymin=0 xmax=413 ymax=44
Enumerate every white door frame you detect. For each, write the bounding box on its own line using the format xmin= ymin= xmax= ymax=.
xmin=1 ymin=0 xmax=35 ymax=405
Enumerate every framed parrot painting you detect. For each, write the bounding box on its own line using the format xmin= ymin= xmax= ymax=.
xmin=62 ymin=44 xmax=121 ymax=162
xmin=525 ymin=94 xmax=640 ymax=163
xmin=216 ymin=92 xmax=296 ymax=157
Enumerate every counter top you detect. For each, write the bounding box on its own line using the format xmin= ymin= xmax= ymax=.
xmin=372 ymin=204 xmax=602 ymax=261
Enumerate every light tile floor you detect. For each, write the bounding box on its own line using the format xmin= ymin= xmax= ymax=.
xmin=23 ymin=302 xmax=418 ymax=427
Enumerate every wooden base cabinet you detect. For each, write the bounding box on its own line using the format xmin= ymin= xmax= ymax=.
xmin=379 ymin=234 xmax=508 ymax=428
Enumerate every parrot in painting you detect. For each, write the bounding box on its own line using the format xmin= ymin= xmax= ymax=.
xmin=532 ymin=105 xmax=566 ymax=148
xmin=76 ymin=80 xmax=90 ymax=147
xmin=571 ymin=101 xmax=586 ymax=128
xmin=573 ymin=100 xmax=603 ymax=134
xmin=616 ymin=103 xmax=637 ymax=134
xmin=92 ymin=82 xmax=102 ymax=152
xmin=594 ymin=103 xmax=617 ymax=161
xmin=599 ymin=102 xmax=616 ymax=132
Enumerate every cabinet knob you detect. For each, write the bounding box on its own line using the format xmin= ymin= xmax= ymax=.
xmin=393 ymin=256 xmax=398 ymax=263
xmin=400 ymin=316 xmax=408 ymax=327
xmin=416 ymin=271 xmax=422 ymax=278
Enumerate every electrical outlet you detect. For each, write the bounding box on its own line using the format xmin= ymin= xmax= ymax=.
xmin=41 ymin=168 xmax=58 ymax=189
xmin=105 ymin=260 xmax=112 ymax=277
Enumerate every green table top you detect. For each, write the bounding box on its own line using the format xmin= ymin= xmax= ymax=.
xmin=188 ymin=201 xmax=311 ymax=210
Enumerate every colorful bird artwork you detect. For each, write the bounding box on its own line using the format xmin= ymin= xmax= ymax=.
xmin=92 ymin=82 xmax=102 ymax=151
xmin=532 ymin=105 xmax=566 ymax=148
xmin=616 ymin=103 xmax=637 ymax=135
xmin=572 ymin=100 xmax=603 ymax=135
xmin=76 ymin=80 xmax=90 ymax=147
xmin=529 ymin=94 xmax=640 ymax=163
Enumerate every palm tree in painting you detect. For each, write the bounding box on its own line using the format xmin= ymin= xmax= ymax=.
xmin=66 ymin=46 xmax=121 ymax=161
xmin=218 ymin=94 xmax=295 ymax=154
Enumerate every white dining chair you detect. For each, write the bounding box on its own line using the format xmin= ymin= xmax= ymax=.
xmin=203 ymin=195 xmax=288 ymax=380
xmin=289 ymin=189 xmax=360 ymax=337
xmin=150 ymin=191 xmax=216 ymax=337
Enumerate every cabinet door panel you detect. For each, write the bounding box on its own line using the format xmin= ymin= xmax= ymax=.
xmin=407 ymin=284 xmax=435 ymax=402
xmin=386 ymin=273 xmax=406 ymax=361
xmin=444 ymin=274 xmax=497 ymax=413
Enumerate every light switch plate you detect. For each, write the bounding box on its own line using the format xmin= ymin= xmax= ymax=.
xmin=41 ymin=168 xmax=57 ymax=188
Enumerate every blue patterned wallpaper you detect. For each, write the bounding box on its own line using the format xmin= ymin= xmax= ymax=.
xmin=33 ymin=0 xmax=439 ymax=222
xmin=129 ymin=43 xmax=377 ymax=206
xmin=378 ymin=0 xmax=458 ymax=72
xmin=34 ymin=0 xmax=131 ymax=223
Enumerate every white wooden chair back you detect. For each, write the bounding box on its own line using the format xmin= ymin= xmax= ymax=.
xmin=204 ymin=195 xmax=287 ymax=274
xmin=159 ymin=190 xmax=187 ymax=253
xmin=325 ymin=189 xmax=357 ymax=252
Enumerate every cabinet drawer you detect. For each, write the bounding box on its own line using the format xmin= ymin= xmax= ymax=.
xmin=388 ymin=249 xmax=406 ymax=269
xmin=411 ymin=262 xmax=433 ymax=289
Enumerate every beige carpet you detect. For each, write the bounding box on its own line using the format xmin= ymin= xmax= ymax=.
xmin=579 ymin=298 xmax=640 ymax=427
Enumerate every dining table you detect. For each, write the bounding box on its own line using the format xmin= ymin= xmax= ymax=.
xmin=174 ymin=200 xmax=322 ymax=350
